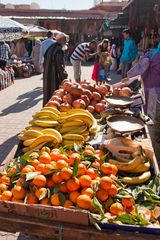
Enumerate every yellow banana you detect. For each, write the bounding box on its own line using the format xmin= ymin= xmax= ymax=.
xmin=41 ymin=128 xmax=62 ymax=142
xmin=33 ymin=110 xmax=59 ymax=120
xmin=62 ymin=134 xmax=84 ymax=141
xmin=59 ymin=112 xmax=68 ymax=117
xmin=26 ymin=126 xmax=44 ymax=131
xmin=82 ymin=130 xmax=90 ymax=137
xmin=30 ymin=119 xmax=59 ymax=128
xmin=129 ymin=161 xmax=150 ymax=173
xmin=60 ymin=114 xmax=93 ymax=126
xmin=29 ymin=134 xmax=59 ymax=149
xmin=59 ymin=126 xmax=78 ymax=134
xmin=69 ymin=125 xmax=87 ymax=134
xmin=62 ymin=140 xmax=84 ymax=146
xmin=109 ymin=156 xmax=143 ymax=171
xmin=123 ymin=171 xmax=151 ymax=185
xmin=18 ymin=134 xmax=33 ymax=141
xmin=22 ymin=147 xmax=30 ymax=153
xmin=62 ymin=120 xmax=84 ymax=128
xmin=24 ymin=142 xmax=47 ymax=156
xmin=25 ymin=124 xmax=33 ymax=130
xmin=42 ymin=106 xmax=60 ymax=115
xmin=24 ymin=130 xmax=43 ymax=138
xmin=23 ymin=138 xmax=36 ymax=147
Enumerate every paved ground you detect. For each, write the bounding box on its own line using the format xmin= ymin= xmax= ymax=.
xmin=0 ymin=65 xmax=121 ymax=240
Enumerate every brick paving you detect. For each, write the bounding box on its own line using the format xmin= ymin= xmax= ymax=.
xmin=0 ymin=65 xmax=121 ymax=240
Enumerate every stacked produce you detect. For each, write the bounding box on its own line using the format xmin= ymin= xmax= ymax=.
xmin=18 ymin=107 xmax=98 ymax=154
xmin=0 ymin=144 xmax=159 ymax=226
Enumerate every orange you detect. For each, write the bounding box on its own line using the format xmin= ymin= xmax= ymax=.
xmin=26 ymin=192 xmax=38 ymax=204
xmin=0 ymin=183 xmax=8 ymax=192
xmin=39 ymin=152 xmax=51 ymax=164
xmin=95 ymin=149 xmax=105 ymax=157
xmin=77 ymin=194 xmax=92 ymax=210
xmin=66 ymin=177 xmax=80 ymax=192
xmin=83 ymin=149 xmax=94 ymax=155
xmin=96 ymin=189 xmax=108 ymax=202
xmin=41 ymin=146 xmax=51 ymax=154
xmin=101 ymin=163 xmax=112 ymax=175
xmin=77 ymin=163 xmax=87 ymax=176
xmin=69 ymin=191 xmax=80 ymax=204
xmin=46 ymin=177 xmax=55 ymax=188
xmin=79 ymin=175 xmax=92 ymax=188
xmin=50 ymin=150 xmax=60 ymax=161
xmin=31 ymin=159 xmax=40 ymax=168
xmin=56 ymin=160 xmax=68 ymax=170
xmin=43 ymin=164 xmax=54 ymax=175
xmin=57 ymin=154 xmax=69 ymax=162
xmin=11 ymin=198 xmax=23 ymax=203
xmin=91 ymin=161 xmax=100 ymax=169
xmin=59 ymin=182 xmax=68 ymax=193
xmin=7 ymin=167 xmax=17 ymax=175
xmin=64 ymin=200 xmax=73 ymax=208
xmin=33 ymin=174 xmax=47 ymax=187
xmin=122 ymin=198 xmax=134 ymax=208
xmin=11 ymin=186 xmax=26 ymax=200
xmin=1 ymin=190 xmax=12 ymax=201
xmin=91 ymin=179 xmax=100 ymax=188
xmin=109 ymin=202 xmax=123 ymax=216
xmin=69 ymin=153 xmax=81 ymax=165
xmin=51 ymin=193 xmax=60 ymax=206
xmin=100 ymin=176 xmax=113 ymax=191
xmin=22 ymin=166 xmax=34 ymax=174
xmin=36 ymin=163 xmax=45 ymax=174
xmin=108 ymin=184 xmax=118 ymax=197
xmin=16 ymin=178 xmax=28 ymax=188
xmin=1 ymin=176 xmax=11 ymax=185
xmin=81 ymin=187 xmax=94 ymax=197
xmin=40 ymin=197 xmax=51 ymax=206
xmin=35 ymin=187 xmax=47 ymax=200
xmin=84 ymin=145 xmax=95 ymax=154
xmin=110 ymin=164 xmax=118 ymax=175
xmin=86 ymin=168 xmax=97 ymax=179
xmin=60 ymin=167 xmax=73 ymax=180
xmin=50 ymin=161 xmax=58 ymax=169
xmin=51 ymin=172 xmax=63 ymax=184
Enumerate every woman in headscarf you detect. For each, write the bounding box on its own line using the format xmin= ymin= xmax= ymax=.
xmin=31 ymin=40 xmax=43 ymax=74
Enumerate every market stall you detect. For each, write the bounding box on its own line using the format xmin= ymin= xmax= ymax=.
xmin=0 ymin=76 xmax=160 ymax=239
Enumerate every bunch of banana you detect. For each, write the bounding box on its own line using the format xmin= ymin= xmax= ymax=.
xmin=109 ymin=150 xmax=151 ymax=185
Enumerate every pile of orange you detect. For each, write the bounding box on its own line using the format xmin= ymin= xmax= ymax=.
xmin=0 ymin=145 xmax=135 ymax=216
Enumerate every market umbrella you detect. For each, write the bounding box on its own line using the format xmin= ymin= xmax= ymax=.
xmin=0 ymin=16 xmax=28 ymax=41
xmin=26 ymin=25 xmax=48 ymax=38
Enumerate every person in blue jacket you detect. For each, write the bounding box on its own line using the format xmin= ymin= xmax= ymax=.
xmin=120 ymin=29 xmax=137 ymax=78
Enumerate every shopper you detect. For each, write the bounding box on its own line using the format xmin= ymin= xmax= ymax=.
xmin=31 ymin=40 xmax=43 ymax=74
xmin=0 ymin=41 xmax=10 ymax=70
xmin=39 ymin=31 xmax=56 ymax=65
xmin=43 ymin=33 xmax=68 ymax=106
xmin=120 ymin=29 xmax=137 ymax=78
xmin=110 ymin=44 xmax=117 ymax=70
xmin=70 ymin=40 xmax=98 ymax=82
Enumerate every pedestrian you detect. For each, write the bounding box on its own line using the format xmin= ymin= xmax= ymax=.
xmin=70 ymin=40 xmax=98 ymax=82
xmin=43 ymin=33 xmax=68 ymax=106
xmin=0 ymin=41 xmax=10 ymax=70
xmin=31 ymin=40 xmax=43 ymax=74
xmin=110 ymin=44 xmax=117 ymax=70
xmin=15 ymin=39 xmax=27 ymax=58
xmin=39 ymin=31 xmax=56 ymax=65
xmin=120 ymin=29 xmax=137 ymax=78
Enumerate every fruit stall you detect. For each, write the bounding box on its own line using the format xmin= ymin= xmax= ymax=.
xmin=0 ymin=76 xmax=160 ymax=239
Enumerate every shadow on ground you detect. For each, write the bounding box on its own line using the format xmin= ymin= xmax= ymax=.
xmin=0 ymin=87 xmax=43 ymax=116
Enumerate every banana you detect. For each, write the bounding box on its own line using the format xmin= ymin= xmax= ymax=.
xmin=82 ymin=130 xmax=90 ymax=137
xmin=26 ymin=126 xmax=44 ymax=131
xmin=60 ymin=114 xmax=93 ymax=126
xmin=123 ymin=171 xmax=151 ymax=185
xmin=41 ymin=128 xmax=62 ymax=142
xmin=30 ymin=119 xmax=59 ymax=128
xmin=25 ymin=124 xmax=33 ymax=130
xmin=18 ymin=134 xmax=33 ymax=141
xmin=33 ymin=110 xmax=59 ymax=120
xmin=62 ymin=140 xmax=84 ymax=146
xmin=29 ymin=134 xmax=59 ymax=149
xmin=42 ymin=106 xmax=60 ymax=115
xmin=129 ymin=161 xmax=150 ymax=173
xmin=62 ymin=134 xmax=84 ymax=141
xmin=24 ymin=130 xmax=43 ymax=138
xmin=69 ymin=125 xmax=87 ymax=134
xmin=60 ymin=126 xmax=78 ymax=134
xmin=24 ymin=142 xmax=47 ymax=156
xmin=109 ymin=156 xmax=144 ymax=172
xmin=23 ymin=138 xmax=36 ymax=147
xmin=62 ymin=120 xmax=84 ymax=128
